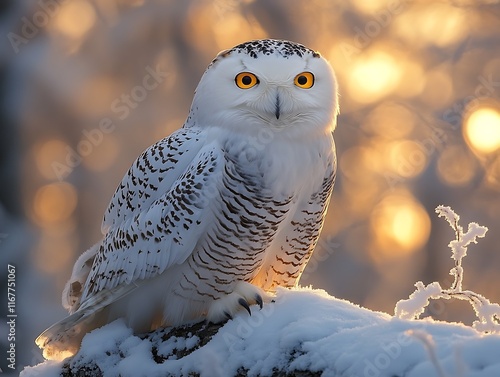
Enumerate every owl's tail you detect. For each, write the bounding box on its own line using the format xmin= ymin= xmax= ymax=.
xmin=36 ymin=283 xmax=138 ymax=361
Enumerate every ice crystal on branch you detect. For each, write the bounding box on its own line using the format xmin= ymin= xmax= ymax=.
xmin=395 ymin=205 xmax=500 ymax=333
xmin=436 ymin=205 xmax=488 ymax=292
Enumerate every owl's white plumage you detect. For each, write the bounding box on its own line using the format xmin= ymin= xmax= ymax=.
xmin=37 ymin=39 xmax=339 ymax=360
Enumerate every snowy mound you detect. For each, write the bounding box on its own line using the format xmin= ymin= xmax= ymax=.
xmin=21 ymin=287 xmax=500 ymax=377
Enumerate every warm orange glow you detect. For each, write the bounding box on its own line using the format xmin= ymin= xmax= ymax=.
xmin=419 ymin=4 xmax=466 ymax=47
xmin=394 ymin=4 xmax=466 ymax=47
xmin=153 ymin=49 xmax=177 ymax=92
xmin=340 ymin=146 xmax=383 ymax=183
xmin=346 ymin=184 xmax=383 ymax=219
xmin=437 ymin=146 xmax=477 ymax=186
xmin=350 ymin=0 xmax=395 ymax=13
xmin=370 ymin=194 xmax=431 ymax=258
xmin=348 ymin=52 xmax=402 ymax=103
xmin=53 ymin=1 xmax=96 ymax=39
xmin=363 ymin=103 xmax=416 ymax=139
xmin=76 ymin=77 xmax=119 ymax=116
xmin=12 ymin=0 xmax=500 ymax=321
xmin=485 ymin=156 xmax=500 ymax=190
xmin=213 ymin=12 xmax=266 ymax=48
xmin=387 ymin=140 xmax=429 ymax=179
xmin=34 ymin=139 xmax=69 ymax=180
xmin=33 ymin=183 xmax=78 ymax=226
xmin=464 ymin=108 xmax=500 ymax=154
xmin=82 ymin=136 xmax=120 ymax=172
xmin=396 ymin=61 xmax=426 ymax=98
xmin=420 ymin=69 xmax=453 ymax=109
xmin=391 ymin=206 xmax=422 ymax=245
xmin=186 ymin=2 xmax=266 ymax=56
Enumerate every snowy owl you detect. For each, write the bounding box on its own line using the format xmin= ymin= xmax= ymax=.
xmin=36 ymin=39 xmax=339 ymax=360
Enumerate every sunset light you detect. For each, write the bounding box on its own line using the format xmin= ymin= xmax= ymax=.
xmin=4 ymin=2 xmax=500 ymax=371
xmin=465 ymin=108 xmax=500 ymax=154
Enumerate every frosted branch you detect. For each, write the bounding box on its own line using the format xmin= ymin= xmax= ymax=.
xmin=395 ymin=205 xmax=500 ymax=333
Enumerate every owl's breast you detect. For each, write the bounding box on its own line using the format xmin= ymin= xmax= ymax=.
xmin=221 ymin=130 xmax=335 ymax=200
xmin=221 ymin=128 xmax=335 ymax=191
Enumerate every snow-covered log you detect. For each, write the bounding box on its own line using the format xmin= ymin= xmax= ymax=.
xmin=21 ymin=288 xmax=500 ymax=377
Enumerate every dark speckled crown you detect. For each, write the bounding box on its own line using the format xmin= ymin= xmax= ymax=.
xmin=209 ymin=39 xmax=321 ymax=68
xmin=230 ymin=39 xmax=320 ymax=59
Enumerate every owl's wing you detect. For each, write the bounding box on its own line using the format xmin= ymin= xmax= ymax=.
xmin=63 ymin=126 xmax=206 ymax=311
xmin=79 ymin=137 xmax=224 ymax=304
xmin=37 ymin=130 xmax=224 ymax=357
xmin=101 ymin=127 xmax=204 ymax=234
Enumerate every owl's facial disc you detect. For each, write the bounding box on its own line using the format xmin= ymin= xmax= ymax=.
xmin=233 ymin=71 xmax=318 ymax=126
xmin=192 ymin=39 xmax=338 ymax=133
xmin=234 ymin=71 xmax=315 ymax=120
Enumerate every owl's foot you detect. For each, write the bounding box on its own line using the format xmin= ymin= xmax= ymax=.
xmin=207 ymin=281 xmax=269 ymax=323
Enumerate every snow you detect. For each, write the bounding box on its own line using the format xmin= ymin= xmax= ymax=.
xmin=21 ymin=206 xmax=500 ymax=376
xmin=21 ymin=287 xmax=500 ymax=377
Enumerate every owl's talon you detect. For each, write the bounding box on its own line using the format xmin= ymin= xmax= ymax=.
xmin=207 ymin=281 xmax=268 ymax=323
xmin=238 ymin=298 xmax=251 ymax=315
xmin=255 ymin=294 xmax=263 ymax=309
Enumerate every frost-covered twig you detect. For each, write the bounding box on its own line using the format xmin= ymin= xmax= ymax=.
xmin=395 ymin=205 xmax=500 ymax=333
xmin=435 ymin=205 xmax=487 ymax=292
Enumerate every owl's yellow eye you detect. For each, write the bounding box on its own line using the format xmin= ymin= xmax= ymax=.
xmin=235 ymin=72 xmax=259 ymax=89
xmin=294 ymin=72 xmax=315 ymax=89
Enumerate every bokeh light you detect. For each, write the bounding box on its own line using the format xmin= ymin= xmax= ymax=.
xmin=33 ymin=183 xmax=78 ymax=226
xmin=3 ymin=2 xmax=500 ymax=365
xmin=348 ymin=51 xmax=402 ymax=103
xmin=387 ymin=140 xmax=429 ymax=179
xmin=420 ymin=69 xmax=454 ymax=109
xmin=362 ymin=103 xmax=416 ymax=139
xmin=394 ymin=3 xmax=467 ymax=47
xmin=370 ymin=194 xmax=431 ymax=259
xmin=396 ymin=61 xmax=426 ymax=98
xmin=437 ymin=146 xmax=477 ymax=186
xmin=53 ymin=0 xmax=96 ymax=39
xmin=81 ymin=135 xmax=120 ymax=172
xmin=33 ymin=139 xmax=69 ymax=180
xmin=340 ymin=145 xmax=382 ymax=183
xmin=464 ymin=108 xmax=500 ymax=154
xmin=350 ymin=0 xmax=394 ymax=14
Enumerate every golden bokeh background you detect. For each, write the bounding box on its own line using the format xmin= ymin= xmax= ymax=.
xmin=1 ymin=0 xmax=500 ymax=367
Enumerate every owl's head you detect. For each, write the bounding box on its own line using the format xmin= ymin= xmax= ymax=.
xmin=189 ymin=39 xmax=338 ymax=137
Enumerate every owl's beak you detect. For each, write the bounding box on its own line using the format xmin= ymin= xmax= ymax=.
xmin=275 ymin=93 xmax=281 ymax=120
